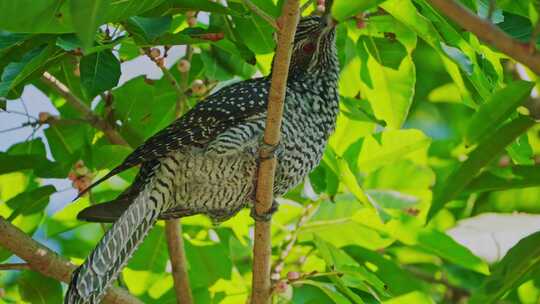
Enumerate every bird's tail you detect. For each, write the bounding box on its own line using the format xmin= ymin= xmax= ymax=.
xmin=65 ymin=162 xmax=174 ymax=304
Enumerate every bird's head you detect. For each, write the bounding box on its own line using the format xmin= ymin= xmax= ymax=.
xmin=289 ymin=14 xmax=337 ymax=75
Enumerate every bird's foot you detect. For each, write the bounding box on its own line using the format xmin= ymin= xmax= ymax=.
xmin=258 ymin=139 xmax=279 ymax=160
xmin=250 ymin=199 xmax=279 ymax=222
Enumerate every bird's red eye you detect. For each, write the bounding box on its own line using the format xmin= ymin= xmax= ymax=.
xmin=302 ymin=42 xmax=316 ymax=53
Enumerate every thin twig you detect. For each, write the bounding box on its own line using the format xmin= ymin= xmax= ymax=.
xmin=41 ymin=72 xmax=129 ymax=146
xmin=0 ymin=217 xmax=141 ymax=304
xmin=426 ymin=0 xmax=540 ymax=74
xmin=243 ymin=0 xmax=279 ymax=30
xmin=250 ymin=1 xmax=300 ymax=303
xmin=0 ymin=263 xmax=31 ymax=271
xmin=142 ymin=48 xmax=187 ymax=117
xmin=271 ymin=203 xmax=317 ymax=279
xmin=165 ymin=220 xmax=193 ymax=304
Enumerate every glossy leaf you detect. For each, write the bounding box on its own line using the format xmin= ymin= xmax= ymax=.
xmin=6 ymin=185 xmax=55 ymax=221
xmin=70 ymin=0 xmax=107 ymax=49
xmin=79 ymin=50 xmax=121 ymax=98
xmin=465 ymin=80 xmax=534 ymax=145
xmin=465 ymin=165 xmax=540 ymax=194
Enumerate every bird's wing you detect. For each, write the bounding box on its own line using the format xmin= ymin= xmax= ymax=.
xmin=76 ymin=78 xmax=270 ymax=198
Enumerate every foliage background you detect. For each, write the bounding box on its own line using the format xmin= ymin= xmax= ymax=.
xmin=1 ymin=0 xmax=540 ymax=303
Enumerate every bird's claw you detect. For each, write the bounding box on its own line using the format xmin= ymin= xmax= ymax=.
xmin=259 ymin=139 xmax=279 ymax=160
xmin=250 ymin=199 xmax=279 ymax=222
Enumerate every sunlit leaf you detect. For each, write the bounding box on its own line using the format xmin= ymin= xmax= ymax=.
xmin=18 ymin=271 xmax=63 ymax=304
xmin=465 ymin=80 xmax=534 ymax=145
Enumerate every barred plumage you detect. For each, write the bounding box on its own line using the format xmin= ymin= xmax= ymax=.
xmin=66 ymin=15 xmax=339 ymax=303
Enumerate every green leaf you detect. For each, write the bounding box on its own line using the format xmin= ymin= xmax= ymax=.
xmin=382 ymin=291 xmax=434 ymax=304
xmin=331 ymin=0 xmax=386 ymax=21
xmin=315 ymin=237 xmax=390 ymax=299
xmin=357 ymin=129 xmax=431 ymax=173
xmin=124 ymin=16 xmax=172 ymax=44
xmin=0 ymin=0 xmax=167 ymax=34
xmin=440 ymin=42 xmax=473 ymax=75
xmin=297 ymin=280 xmax=352 ymax=304
xmin=80 ymin=50 xmax=121 ymax=98
xmin=6 ymin=185 xmax=56 ymax=221
xmin=429 ymin=115 xmax=536 ymax=219
xmin=229 ymin=2 xmax=275 ymax=54
xmin=299 ymin=197 xmax=394 ymax=249
xmin=465 ymin=80 xmax=534 ymax=145
xmin=129 ymin=226 xmax=168 ymax=273
xmin=70 ymin=0 xmax=107 ymax=49
xmin=0 ymin=31 xmax=31 ymax=54
xmin=357 ymin=35 xmax=416 ymax=129
xmin=93 ymin=145 xmax=132 ymax=170
xmin=0 ymin=44 xmax=62 ymax=97
xmin=18 ymin=272 xmax=63 ymax=304
xmin=417 ymin=229 xmax=489 ymax=275
xmin=112 ymin=76 xmax=176 ymax=143
xmin=465 ymin=165 xmax=540 ymax=194
xmin=366 ymin=190 xmax=419 ymax=209
xmin=185 ymin=240 xmax=232 ymax=289
xmin=337 ymin=158 xmax=391 ymax=222
xmin=470 ymin=231 xmax=540 ymax=304
xmin=506 ymin=133 xmax=534 ymax=165
xmin=0 ymin=1 xmax=70 ymax=33
xmin=362 ymin=37 xmax=407 ymax=70
xmin=44 ymin=123 xmax=90 ymax=165
xmin=155 ymin=0 xmax=236 ymax=15
xmin=0 ymin=153 xmax=67 ymax=178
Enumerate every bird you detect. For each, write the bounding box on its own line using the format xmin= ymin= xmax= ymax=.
xmin=65 ymin=14 xmax=339 ymax=304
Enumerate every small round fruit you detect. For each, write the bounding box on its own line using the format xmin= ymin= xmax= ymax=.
xmin=177 ymin=59 xmax=191 ymax=73
xmin=191 ymin=79 xmax=207 ymax=95
xmin=187 ymin=16 xmax=197 ymax=27
xmin=149 ymin=48 xmax=161 ymax=59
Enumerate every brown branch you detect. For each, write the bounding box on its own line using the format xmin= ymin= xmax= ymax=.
xmin=0 ymin=263 xmax=30 ymax=270
xmin=40 ymin=72 xmax=128 ymax=146
xmin=0 ymin=217 xmax=141 ymax=304
xmin=164 ymin=220 xmax=193 ymax=304
xmin=250 ymin=1 xmax=300 ymax=304
xmin=426 ymin=0 xmax=540 ymax=74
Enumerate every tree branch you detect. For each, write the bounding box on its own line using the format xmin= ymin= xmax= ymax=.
xmin=0 ymin=263 xmax=30 ymax=270
xmin=250 ymin=1 xmax=300 ymax=303
xmin=164 ymin=220 xmax=193 ymax=304
xmin=40 ymin=72 xmax=129 ymax=146
xmin=0 ymin=217 xmax=141 ymax=304
xmin=426 ymin=0 xmax=540 ymax=74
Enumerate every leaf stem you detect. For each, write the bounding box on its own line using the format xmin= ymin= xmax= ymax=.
xmin=243 ymin=0 xmax=279 ymax=30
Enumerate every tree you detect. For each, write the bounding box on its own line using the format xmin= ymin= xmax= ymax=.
xmin=1 ymin=0 xmax=540 ymax=303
